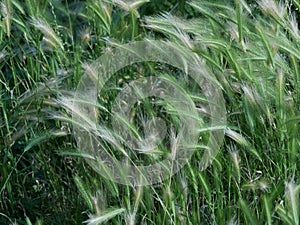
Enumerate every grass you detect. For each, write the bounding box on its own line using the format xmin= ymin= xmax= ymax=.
xmin=0 ymin=0 xmax=299 ymax=224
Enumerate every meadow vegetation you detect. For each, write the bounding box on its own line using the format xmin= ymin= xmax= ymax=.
xmin=0 ymin=0 xmax=299 ymax=224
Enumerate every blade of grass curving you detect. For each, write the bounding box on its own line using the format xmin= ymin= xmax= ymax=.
xmin=239 ymin=198 xmax=258 ymax=224
xmin=257 ymin=27 xmax=274 ymax=67
xmin=74 ymin=175 xmax=93 ymax=211
xmin=0 ymin=130 xmax=68 ymax=195
xmin=263 ymin=195 xmax=272 ymax=225
xmin=235 ymin=0 xmax=243 ymax=43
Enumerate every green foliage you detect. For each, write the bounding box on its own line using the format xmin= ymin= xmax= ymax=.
xmin=0 ymin=0 xmax=299 ymax=224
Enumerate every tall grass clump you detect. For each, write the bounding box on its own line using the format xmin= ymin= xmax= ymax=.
xmin=0 ymin=0 xmax=147 ymax=223
xmin=0 ymin=0 xmax=299 ymax=224
xmin=144 ymin=0 xmax=300 ymax=223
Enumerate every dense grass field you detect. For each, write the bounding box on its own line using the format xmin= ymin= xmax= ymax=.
xmin=0 ymin=0 xmax=299 ymax=224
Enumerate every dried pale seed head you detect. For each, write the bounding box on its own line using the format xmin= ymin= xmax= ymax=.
xmin=225 ymin=128 xmax=249 ymax=147
xmin=84 ymin=208 xmax=125 ymax=225
xmin=113 ymin=0 xmax=149 ymax=11
xmin=112 ymin=0 xmax=131 ymax=11
xmin=111 ymin=0 xmax=149 ymax=17
xmin=91 ymin=196 xmax=101 ymax=215
xmin=176 ymin=29 xmax=194 ymax=49
xmin=42 ymin=37 xmax=57 ymax=49
xmin=170 ymin=129 xmax=180 ymax=161
xmin=129 ymin=0 xmax=150 ymax=9
xmin=1 ymin=0 xmax=12 ymax=18
xmin=228 ymin=22 xmax=239 ymax=41
xmin=230 ymin=150 xmax=240 ymax=169
xmin=258 ymin=180 xmax=269 ymax=191
xmin=82 ymin=63 xmax=99 ymax=82
xmin=57 ymin=96 xmax=98 ymax=133
xmin=31 ymin=18 xmax=64 ymax=50
xmin=0 ymin=50 xmax=8 ymax=62
xmin=0 ymin=2 xmax=8 ymax=15
xmin=242 ymin=85 xmax=256 ymax=104
xmin=125 ymin=212 xmax=136 ymax=225
xmin=258 ymin=0 xmax=286 ymax=20
xmin=289 ymin=14 xmax=299 ymax=39
xmin=270 ymin=39 xmax=279 ymax=55
xmin=91 ymin=191 xmax=107 ymax=215
xmin=146 ymin=13 xmax=198 ymax=37
xmin=81 ymin=27 xmax=92 ymax=44
xmin=242 ymin=85 xmax=265 ymax=113
xmin=32 ymin=18 xmax=55 ymax=37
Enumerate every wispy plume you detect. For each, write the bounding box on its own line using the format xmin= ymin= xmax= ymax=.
xmin=31 ymin=18 xmax=64 ymax=50
xmin=108 ymin=0 xmax=149 ymax=17
xmin=228 ymin=22 xmax=239 ymax=42
xmin=80 ymin=27 xmax=92 ymax=45
xmin=258 ymin=0 xmax=286 ymax=20
xmin=289 ymin=14 xmax=299 ymax=39
xmin=84 ymin=208 xmax=125 ymax=225
xmin=145 ymin=14 xmax=195 ymax=49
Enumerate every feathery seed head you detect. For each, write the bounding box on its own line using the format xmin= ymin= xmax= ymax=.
xmin=111 ymin=0 xmax=149 ymax=18
xmin=81 ymin=27 xmax=92 ymax=45
xmin=289 ymin=14 xmax=299 ymax=39
xmin=125 ymin=212 xmax=136 ymax=225
xmin=259 ymin=0 xmax=286 ymax=20
xmin=228 ymin=22 xmax=239 ymax=41
xmin=230 ymin=150 xmax=240 ymax=169
xmin=258 ymin=180 xmax=269 ymax=191
xmin=31 ymin=18 xmax=64 ymax=50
